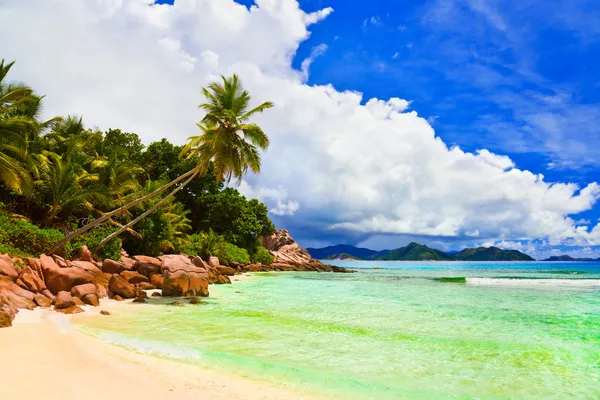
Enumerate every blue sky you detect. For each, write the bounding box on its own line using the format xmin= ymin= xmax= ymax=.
xmin=286 ymin=0 xmax=600 ymax=251
xmin=135 ymin=0 xmax=600 ymax=255
xmin=3 ymin=0 xmax=600 ymax=258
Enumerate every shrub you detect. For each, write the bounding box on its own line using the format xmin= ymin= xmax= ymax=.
xmin=223 ymin=243 xmax=250 ymax=265
xmin=180 ymin=229 xmax=227 ymax=260
xmin=252 ymin=246 xmax=274 ymax=265
xmin=71 ymin=224 xmax=122 ymax=261
xmin=0 ymin=212 xmax=69 ymax=257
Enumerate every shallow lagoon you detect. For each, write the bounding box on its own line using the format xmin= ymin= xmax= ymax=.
xmin=76 ymin=261 xmax=600 ymax=399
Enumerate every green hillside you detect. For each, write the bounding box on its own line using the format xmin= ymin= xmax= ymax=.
xmin=323 ymin=253 xmax=361 ymax=260
xmin=453 ymin=246 xmax=535 ymax=261
xmin=376 ymin=242 xmax=452 ymax=261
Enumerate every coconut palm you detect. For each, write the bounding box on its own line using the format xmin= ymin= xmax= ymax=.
xmin=184 ymin=74 xmax=272 ymax=183
xmin=92 ymin=74 xmax=273 ymax=251
xmin=39 ymin=153 xmax=110 ymax=224
xmin=0 ymin=59 xmax=37 ymax=193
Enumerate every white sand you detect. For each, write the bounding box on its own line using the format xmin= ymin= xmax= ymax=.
xmin=0 ymin=301 xmax=318 ymax=400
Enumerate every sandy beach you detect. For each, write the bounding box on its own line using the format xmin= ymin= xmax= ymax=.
xmin=0 ymin=301 xmax=315 ymax=400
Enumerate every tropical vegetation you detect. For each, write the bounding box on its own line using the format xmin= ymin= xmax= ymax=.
xmin=0 ymin=59 xmax=275 ymax=262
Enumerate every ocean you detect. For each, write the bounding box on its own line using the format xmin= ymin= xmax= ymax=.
xmin=74 ymin=261 xmax=600 ymax=399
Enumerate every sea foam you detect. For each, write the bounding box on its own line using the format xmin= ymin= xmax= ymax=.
xmin=466 ymin=277 xmax=600 ymax=289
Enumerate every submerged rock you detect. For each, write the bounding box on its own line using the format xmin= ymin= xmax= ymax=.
xmin=132 ymin=296 xmax=146 ymax=303
xmin=99 ymin=310 xmax=110 ymax=315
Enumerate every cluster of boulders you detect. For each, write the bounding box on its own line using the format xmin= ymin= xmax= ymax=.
xmin=0 ymin=248 xmax=235 ymax=328
xmin=1 ymin=230 xmax=352 ymax=328
xmin=259 ymin=229 xmax=354 ymax=273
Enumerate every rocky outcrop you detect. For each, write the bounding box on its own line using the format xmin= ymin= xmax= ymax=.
xmin=16 ymin=265 xmax=46 ymax=293
xmin=38 ymin=255 xmax=96 ymax=294
xmin=216 ymin=265 xmax=236 ymax=276
xmin=34 ymin=293 xmax=52 ymax=308
xmin=74 ymin=245 xmax=93 ymax=262
xmin=102 ymin=259 xmax=126 ymax=274
xmin=160 ymin=255 xmax=209 ymax=297
xmin=54 ymin=291 xmax=75 ymax=310
xmin=260 ymin=229 xmax=353 ymax=272
xmin=120 ymin=270 xmax=149 ymax=284
xmin=108 ymin=275 xmax=136 ymax=299
xmin=82 ymin=294 xmax=100 ymax=306
xmin=0 ymin=255 xmax=19 ymax=280
xmin=71 ymin=283 xmax=97 ymax=299
xmin=150 ymin=274 xmax=163 ymax=288
xmin=133 ymin=256 xmax=162 ymax=278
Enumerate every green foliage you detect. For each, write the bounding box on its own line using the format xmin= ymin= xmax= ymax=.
xmin=182 ymin=74 xmax=273 ymax=184
xmin=0 ymin=61 xmax=276 ymax=260
xmin=102 ymin=129 xmax=145 ymax=160
xmin=180 ymin=229 xmax=227 ymax=260
xmin=252 ymin=246 xmax=274 ymax=265
xmin=223 ymin=243 xmax=250 ymax=265
xmin=453 ymin=246 xmax=534 ymax=261
xmin=198 ymin=188 xmax=275 ymax=254
xmin=377 ymin=242 xmax=452 ymax=261
xmin=0 ymin=211 xmax=69 ymax=257
xmin=123 ymin=207 xmax=173 ymax=257
xmin=72 ymin=225 xmax=122 ymax=261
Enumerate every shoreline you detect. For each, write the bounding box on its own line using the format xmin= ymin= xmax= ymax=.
xmin=0 ymin=280 xmax=321 ymax=400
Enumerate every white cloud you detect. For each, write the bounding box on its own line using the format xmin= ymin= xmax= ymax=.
xmin=363 ymin=15 xmax=382 ymax=28
xmin=392 ymin=52 xmax=399 ymax=59
xmin=300 ymin=43 xmax=328 ymax=81
xmin=1 ymin=0 xmax=599 ymax=247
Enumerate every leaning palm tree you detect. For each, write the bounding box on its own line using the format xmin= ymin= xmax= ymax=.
xmin=50 ymin=74 xmax=272 ymax=253
xmin=93 ymin=74 xmax=273 ymax=251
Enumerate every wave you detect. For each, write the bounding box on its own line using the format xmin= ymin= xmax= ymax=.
xmin=466 ymin=278 xmax=600 ymax=288
xmin=94 ymin=330 xmax=203 ymax=361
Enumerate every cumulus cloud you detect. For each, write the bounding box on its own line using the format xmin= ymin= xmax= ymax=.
xmin=1 ymin=0 xmax=599 ymax=248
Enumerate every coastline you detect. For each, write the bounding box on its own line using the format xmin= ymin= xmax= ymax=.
xmin=0 ymin=283 xmax=320 ymax=400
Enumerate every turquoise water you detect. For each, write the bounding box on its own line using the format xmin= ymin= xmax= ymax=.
xmin=74 ymin=261 xmax=600 ymax=399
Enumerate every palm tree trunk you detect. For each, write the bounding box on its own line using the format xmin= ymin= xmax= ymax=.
xmin=95 ymin=168 xmax=200 ymax=252
xmin=48 ymin=168 xmax=197 ymax=254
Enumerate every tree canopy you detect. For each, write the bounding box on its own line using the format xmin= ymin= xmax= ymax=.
xmin=0 ymin=59 xmax=275 ymax=260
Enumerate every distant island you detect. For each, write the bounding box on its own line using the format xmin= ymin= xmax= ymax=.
xmin=308 ymin=242 xmax=535 ymax=261
xmin=541 ymin=255 xmax=600 ymax=262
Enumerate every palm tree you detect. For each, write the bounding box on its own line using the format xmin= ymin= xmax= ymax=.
xmin=0 ymin=59 xmax=37 ymax=194
xmin=39 ymin=153 xmax=109 ymax=224
xmin=92 ymin=74 xmax=273 ymax=251
xmin=184 ymin=74 xmax=272 ymax=184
